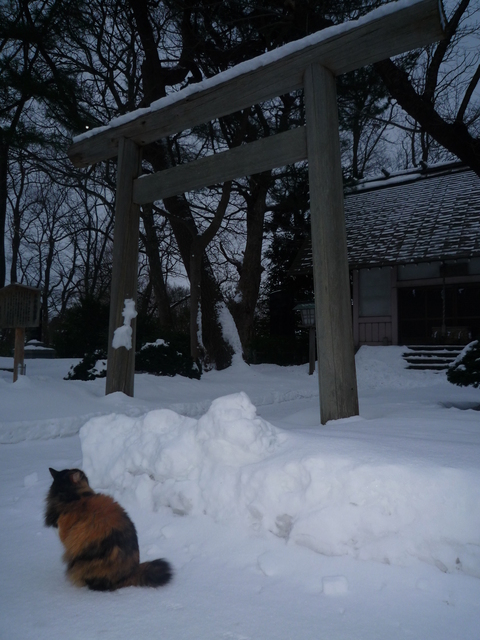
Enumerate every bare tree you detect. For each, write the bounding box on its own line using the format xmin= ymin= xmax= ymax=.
xmin=0 ymin=0 xmax=91 ymax=287
xmin=374 ymin=0 xmax=480 ymax=175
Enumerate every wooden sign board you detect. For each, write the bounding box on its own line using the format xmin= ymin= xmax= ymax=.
xmin=0 ymin=284 xmax=42 ymax=383
xmin=0 ymin=284 xmax=41 ymax=329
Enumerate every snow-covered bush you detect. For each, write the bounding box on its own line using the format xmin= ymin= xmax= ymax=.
xmin=64 ymin=350 xmax=107 ymax=381
xmin=135 ymin=336 xmax=202 ymax=379
xmin=447 ymin=340 xmax=480 ymax=388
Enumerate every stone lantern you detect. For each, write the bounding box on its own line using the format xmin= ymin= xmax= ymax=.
xmin=294 ymin=302 xmax=316 ymax=375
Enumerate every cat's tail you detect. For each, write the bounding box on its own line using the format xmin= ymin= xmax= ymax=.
xmin=121 ymin=559 xmax=173 ymax=588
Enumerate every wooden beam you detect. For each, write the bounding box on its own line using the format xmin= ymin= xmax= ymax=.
xmin=106 ymin=138 xmax=142 ymax=397
xmin=133 ymin=128 xmax=307 ymax=204
xmin=68 ymin=0 xmax=444 ymax=168
xmin=304 ymin=63 xmax=359 ymax=424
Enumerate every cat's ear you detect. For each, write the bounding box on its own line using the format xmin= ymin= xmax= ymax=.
xmin=70 ymin=471 xmax=83 ymax=485
xmin=49 ymin=468 xmax=59 ymax=479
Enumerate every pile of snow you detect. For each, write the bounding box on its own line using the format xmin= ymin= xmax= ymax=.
xmin=355 ymin=345 xmax=443 ymax=390
xmin=81 ymin=390 xmax=480 ymax=578
xmin=82 ymin=392 xmax=284 ymax=517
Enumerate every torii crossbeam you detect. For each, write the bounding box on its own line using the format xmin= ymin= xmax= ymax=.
xmin=68 ymin=0 xmax=444 ymax=424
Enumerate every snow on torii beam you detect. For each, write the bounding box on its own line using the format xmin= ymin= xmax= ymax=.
xmin=69 ymin=0 xmax=444 ymax=169
xmin=68 ymin=0 xmax=444 ymax=422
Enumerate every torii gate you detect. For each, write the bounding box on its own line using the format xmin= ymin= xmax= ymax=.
xmin=68 ymin=0 xmax=444 ymax=424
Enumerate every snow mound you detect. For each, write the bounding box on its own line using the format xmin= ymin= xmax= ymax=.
xmin=81 ymin=392 xmax=284 ymax=515
xmin=81 ymin=391 xmax=480 ymax=577
xmin=355 ymin=345 xmax=445 ymax=390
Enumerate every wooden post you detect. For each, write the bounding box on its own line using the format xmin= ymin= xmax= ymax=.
xmin=304 ymin=63 xmax=359 ymax=424
xmin=308 ymin=326 xmax=316 ymax=375
xmin=13 ymin=327 xmax=25 ymax=382
xmin=391 ymin=266 xmax=398 ymax=345
xmin=106 ymin=137 xmax=142 ymax=396
xmin=352 ymin=270 xmax=360 ymax=349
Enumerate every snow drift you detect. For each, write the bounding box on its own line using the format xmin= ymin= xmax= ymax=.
xmin=81 ymin=391 xmax=480 ymax=578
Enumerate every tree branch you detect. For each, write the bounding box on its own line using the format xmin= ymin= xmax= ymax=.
xmin=374 ymin=58 xmax=480 ymax=177
xmin=456 ymin=63 xmax=480 ymax=125
xmin=423 ymin=0 xmax=471 ymax=102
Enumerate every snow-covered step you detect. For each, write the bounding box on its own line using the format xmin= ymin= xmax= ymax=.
xmin=403 ymin=345 xmax=464 ymax=371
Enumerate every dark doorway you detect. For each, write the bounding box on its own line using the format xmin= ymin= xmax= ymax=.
xmin=398 ymin=284 xmax=480 ymax=345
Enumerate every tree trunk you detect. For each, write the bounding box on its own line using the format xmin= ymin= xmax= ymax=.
xmin=130 ymin=0 xmax=233 ymax=369
xmin=0 ymin=141 xmax=9 ymax=288
xmin=141 ymin=140 xmax=233 ymax=369
xmin=230 ymin=172 xmax=270 ymax=352
xmin=162 ymin=190 xmax=233 ymax=369
xmin=199 ymin=254 xmax=233 ymax=370
xmin=10 ymin=199 xmax=20 ymax=284
xmin=189 ymin=240 xmax=202 ymax=360
xmin=140 ymin=204 xmax=173 ymax=330
xmin=9 ymin=155 xmax=26 ymax=285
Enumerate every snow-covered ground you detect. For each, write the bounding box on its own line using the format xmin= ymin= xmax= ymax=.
xmin=1 ymin=346 xmax=479 ymax=639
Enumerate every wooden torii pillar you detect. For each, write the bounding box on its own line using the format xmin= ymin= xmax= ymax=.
xmin=68 ymin=0 xmax=444 ymax=423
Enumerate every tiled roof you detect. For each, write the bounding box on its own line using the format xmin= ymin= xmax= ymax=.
xmin=291 ymin=163 xmax=480 ymax=273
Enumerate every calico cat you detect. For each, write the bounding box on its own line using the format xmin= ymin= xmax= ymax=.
xmin=45 ymin=467 xmax=172 ymax=591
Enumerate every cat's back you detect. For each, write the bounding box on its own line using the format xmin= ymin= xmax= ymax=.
xmin=58 ymin=493 xmax=138 ymax=557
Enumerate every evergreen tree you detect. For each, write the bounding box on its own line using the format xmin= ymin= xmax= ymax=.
xmin=447 ymin=341 xmax=480 ymax=389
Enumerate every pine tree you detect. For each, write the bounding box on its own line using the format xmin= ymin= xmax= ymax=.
xmin=447 ymin=341 xmax=480 ymax=389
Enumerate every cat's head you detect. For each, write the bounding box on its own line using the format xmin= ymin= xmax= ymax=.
xmin=48 ymin=468 xmax=92 ymax=494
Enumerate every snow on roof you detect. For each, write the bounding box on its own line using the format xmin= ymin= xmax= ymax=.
xmin=291 ymin=162 xmax=480 ymax=272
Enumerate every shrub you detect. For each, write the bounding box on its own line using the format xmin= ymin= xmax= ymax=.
xmin=52 ymin=297 xmax=170 ymax=359
xmin=135 ymin=335 xmax=201 ymax=379
xmin=63 ymin=333 xmax=201 ymax=381
xmin=446 ymin=340 xmax=480 ymax=388
xmin=51 ymin=297 xmax=109 ymax=358
xmin=64 ymin=350 xmax=107 ymax=381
